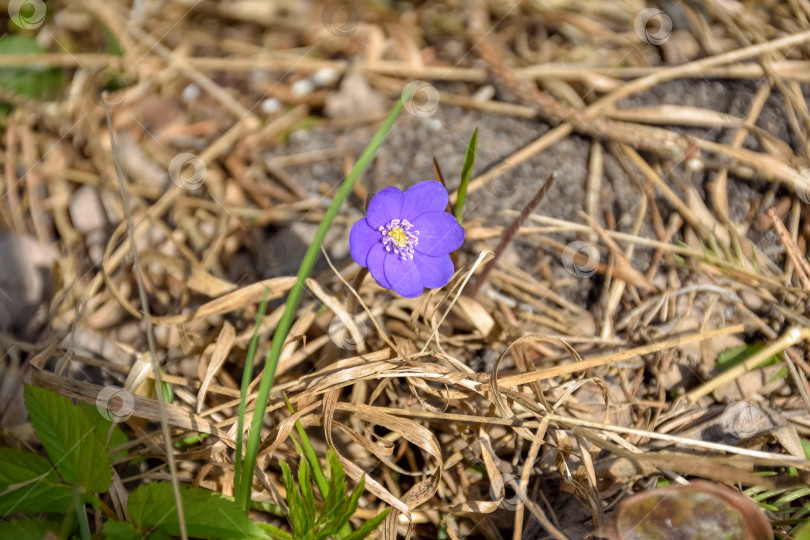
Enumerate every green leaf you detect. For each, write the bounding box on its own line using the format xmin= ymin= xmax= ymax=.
xmin=0 ymin=35 xmax=65 ymax=101
xmin=285 ymin=395 xmax=329 ymax=507
xmin=160 ymin=368 xmax=174 ymax=404
xmin=103 ymin=520 xmax=141 ymax=540
xmin=454 ymin=126 xmax=478 ymax=224
xmin=716 ymin=344 xmax=781 ymax=371
xmin=280 ymin=460 xmax=306 ymax=536
xmin=0 ymin=519 xmax=56 ymax=540
xmin=78 ymin=401 xmax=129 ymax=460
xmin=0 ymin=446 xmax=54 ymax=482
xmin=0 ymin=445 xmax=72 ymax=514
xmin=105 ymin=520 xmax=171 ymax=540
xmin=322 ymin=450 xmax=346 ymax=518
xmin=340 ymin=475 xmax=366 ymax=524
xmin=342 ymin=506 xmax=391 ymax=540
xmin=129 ymin=482 xmax=268 ymax=539
xmin=24 ymin=385 xmax=113 ymax=493
xmin=298 ymin=460 xmax=316 ymax=527
xmin=258 ymin=522 xmax=293 ymax=540
xmin=319 ymin=475 xmax=366 ymax=539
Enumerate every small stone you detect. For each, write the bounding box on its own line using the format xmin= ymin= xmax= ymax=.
xmin=261 ymin=98 xmax=282 ymax=115
xmin=69 ymin=185 xmax=107 ymax=233
xmin=0 ymin=234 xmax=58 ymax=334
xmin=291 ymin=78 xmax=314 ymax=97
xmin=312 ymin=67 xmax=339 ymax=87
xmin=739 ymin=288 xmax=763 ymax=311
xmin=182 ymin=83 xmax=201 ymax=102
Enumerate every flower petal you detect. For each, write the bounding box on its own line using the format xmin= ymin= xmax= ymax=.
xmin=366 ymin=186 xmax=403 ymax=229
xmin=415 ymin=253 xmax=454 ymax=289
xmin=366 ymin=243 xmax=391 ymax=289
xmin=411 ymin=211 xmax=465 ymax=256
xmin=384 ymin=254 xmax=423 ymax=298
xmin=349 ymin=218 xmax=380 ymax=267
xmin=401 ymin=181 xmax=449 ymax=221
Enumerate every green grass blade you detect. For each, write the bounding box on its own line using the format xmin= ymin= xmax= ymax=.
xmin=454 ymin=127 xmax=478 ymax=224
xmin=234 ymin=293 xmax=270 ymax=500
xmin=72 ymin=485 xmax=91 ymax=540
xmin=237 ymin=88 xmax=412 ymax=513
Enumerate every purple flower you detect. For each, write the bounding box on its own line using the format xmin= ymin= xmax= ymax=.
xmin=349 ymin=181 xmax=465 ymax=298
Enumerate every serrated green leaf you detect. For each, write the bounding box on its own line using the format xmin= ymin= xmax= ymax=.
xmin=454 ymin=126 xmax=478 ymax=224
xmin=129 ymin=482 xmax=268 ymax=539
xmin=322 ymin=450 xmax=346 ymax=518
xmin=78 ymin=401 xmax=129 ymax=460
xmin=0 ymin=519 xmax=56 ymax=540
xmin=280 ymin=460 xmax=306 ymax=536
xmin=318 ymin=475 xmax=365 ymax=540
xmin=24 ymin=385 xmax=112 ymax=493
xmin=0 ymin=443 xmax=75 ymax=514
xmin=103 ymin=520 xmax=141 ymax=540
xmin=0 ymin=446 xmax=54 ymax=483
xmin=0 ymin=481 xmax=74 ymax=515
xmin=104 ymin=520 xmax=173 ymax=540
xmin=284 ymin=395 xmax=329 ymax=507
xmin=342 ymin=506 xmax=391 ymax=540
xmin=298 ymin=460 xmax=316 ymax=527
xmin=341 ymin=475 xmax=366 ymax=524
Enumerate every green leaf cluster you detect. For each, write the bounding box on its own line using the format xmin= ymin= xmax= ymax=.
xmin=11 ymin=385 xmax=281 ymax=539
xmin=267 ymin=450 xmax=389 ymax=540
xmin=0 ymin=386 xmax=121 ymax=537
xmin=108 ymin=482 xmax=268 ymax=540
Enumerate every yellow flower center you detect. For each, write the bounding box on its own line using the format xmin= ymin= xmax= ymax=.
xmin=389 ymin=227 xmax=408 ymax=247
xmin=379 ymin=218 xmax=420 ymax=260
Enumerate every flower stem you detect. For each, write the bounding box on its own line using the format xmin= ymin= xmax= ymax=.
xmin=236 ymin=86 xmax=412 ymax=513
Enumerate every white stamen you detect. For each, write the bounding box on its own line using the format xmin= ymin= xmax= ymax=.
xmin=379 ymin=218 xmax=420 ymax=261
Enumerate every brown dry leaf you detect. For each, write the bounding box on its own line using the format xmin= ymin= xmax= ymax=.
xmin=453 ymin=295 xmax=495 ymax=337
xmin=196 ymin=321 xmax=235 ymax=413
xmin=596 ymin=480 xmax=773 ymax=540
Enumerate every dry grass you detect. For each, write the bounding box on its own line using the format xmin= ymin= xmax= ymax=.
xmin=2 ymin=0 xmax=810 ymax=538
